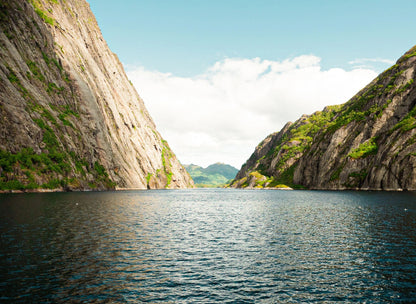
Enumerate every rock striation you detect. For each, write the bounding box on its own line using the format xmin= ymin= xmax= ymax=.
xmin=231 ymin=45 xmax=416 ymax=190
xmin=0 ymin=0 xmax=193 ymax=190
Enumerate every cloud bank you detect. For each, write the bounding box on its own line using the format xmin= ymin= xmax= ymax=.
xmin=127 ymin=56 xmax=378 ymax=168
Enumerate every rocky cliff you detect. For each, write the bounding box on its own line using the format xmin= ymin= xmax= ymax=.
xmin=231 ymin=45 xmax=416 ymax=190
xmin=0 ymin=0 xmax=193 ymax=190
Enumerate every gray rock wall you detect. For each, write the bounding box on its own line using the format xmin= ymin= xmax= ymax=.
xmin=0 ymin=0 xmax=193 ymax=190
xmin=232 ymin=46 xmax=416 ymax=190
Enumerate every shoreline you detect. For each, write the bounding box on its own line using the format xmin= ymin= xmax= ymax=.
xmin=0 ymin=187 xmax=410 ymax=194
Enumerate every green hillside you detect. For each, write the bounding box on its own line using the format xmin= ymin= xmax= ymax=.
xmin=184 ymin=163 xmax=238 ymax=187
xmin=230 ymin=45 xmax=416 ymax=190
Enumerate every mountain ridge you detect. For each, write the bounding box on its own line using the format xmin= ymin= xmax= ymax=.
xmin=231 ymin=45 xmax=416 ymax=190
xmin=184 ymin=163 xmax=238 ymax=187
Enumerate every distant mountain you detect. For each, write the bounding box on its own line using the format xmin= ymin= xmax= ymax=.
xmin=184 ymin=163 xmax=238 ymax=187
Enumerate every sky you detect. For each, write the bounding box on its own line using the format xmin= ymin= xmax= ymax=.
xmin=87 ymin=0 xmax=416 ymax=168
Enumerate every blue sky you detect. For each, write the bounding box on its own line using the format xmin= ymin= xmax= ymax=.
xmin=87 ymin=0 xmax=416 ymax=168
xmin=88 ymin=0 xmax=415 ymax=76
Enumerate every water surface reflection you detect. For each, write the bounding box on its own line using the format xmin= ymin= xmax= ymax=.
xmin=1 ymin=189 xmax=416 ymax=302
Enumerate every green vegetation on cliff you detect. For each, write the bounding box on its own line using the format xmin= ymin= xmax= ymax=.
xmin=231 ymin=107 xmax=338 ymax=189
xmin=231 ymin=45 xmax=416 ymax=190
xmin=0 ymin=148 xmax=115 ymax=191
xmin=161 ymin=139 xmax=173 ymax=188
xmin=29 ymin=0 xmax=56 ymax=26
xmin=348 ymin=137 xmax=378 ymax=159
xmin=1 ymin=0 xmax=193 ymax=191
xmin=2 ymin=59 xmax=115 ymax=191
xmin=0 ymin=2 xmax=115 ymax=191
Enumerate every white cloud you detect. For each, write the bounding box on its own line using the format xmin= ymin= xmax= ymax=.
xmin=348 ymin=58 xmax=395 ymax=70
xmin=348 ymin=58 xmax=395 ymax=65
xmin=127 ymin=56 xmax=378 ymax=169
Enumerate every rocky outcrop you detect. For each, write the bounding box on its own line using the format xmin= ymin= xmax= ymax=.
xmin=231 ymin=45 xmax=416 ymax=190
xmin=0 ymin=0 xmax=193 ymax=190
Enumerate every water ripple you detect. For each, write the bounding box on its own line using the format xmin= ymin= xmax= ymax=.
xmin=1 ymin=189 xmax=416 ymax=302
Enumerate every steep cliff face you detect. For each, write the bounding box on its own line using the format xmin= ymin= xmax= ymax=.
xmin=0 ymin=0 xmax=193 ymax=190
xmin=231 ymin=45 xmax=416 ymax=190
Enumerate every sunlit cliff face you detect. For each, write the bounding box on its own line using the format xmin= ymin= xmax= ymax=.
xmin=0 ymin=0 xmax=193 ymax=190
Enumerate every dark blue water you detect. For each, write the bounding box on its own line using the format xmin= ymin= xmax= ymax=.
xmin=1 ymin=189 xmax=416 ymax=303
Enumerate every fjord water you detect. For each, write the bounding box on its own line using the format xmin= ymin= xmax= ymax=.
xmin=1 ymin=190 xmax=416 ymax=303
